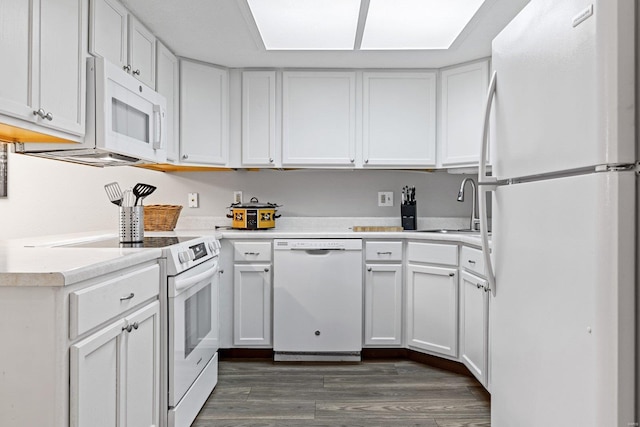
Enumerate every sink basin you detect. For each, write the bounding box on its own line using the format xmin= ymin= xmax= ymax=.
xmin=415 ymin=229 xmax=481 ymax=234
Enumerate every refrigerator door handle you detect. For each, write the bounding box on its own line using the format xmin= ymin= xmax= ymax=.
xmin=478 ymin=70 xmax=497 ymax=295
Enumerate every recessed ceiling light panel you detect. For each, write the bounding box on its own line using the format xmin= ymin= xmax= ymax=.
xmin=361 ymin=0 xmax=486 ymax=50
xmin=247 ymin=0 xmax=361 ymax=50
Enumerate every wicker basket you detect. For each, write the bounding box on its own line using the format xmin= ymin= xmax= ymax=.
xmin=143 ymin=205 xmax=183 ymax=231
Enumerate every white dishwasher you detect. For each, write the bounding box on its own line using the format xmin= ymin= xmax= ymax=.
xmin=273 ymin=239 xmax=363 ymax=361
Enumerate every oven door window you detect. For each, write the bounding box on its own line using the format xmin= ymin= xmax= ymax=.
xmin=184 ymin=284 xmax=212 ymax=358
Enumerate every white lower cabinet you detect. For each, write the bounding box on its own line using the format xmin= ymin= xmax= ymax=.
xmin=233 ymin=241 xmax=273 ymax=347
xmin=460 ymin=270 xmax=489 ymax=387
xmin=233 ymin=264 xmax=272 ymax=346
xmin=406 ymin=264 xmax=458 ymax=357
xmin=364 ymin=263 xmax=403 ymax=346
xmin=71 ymin=300 xmax=160 ymax=427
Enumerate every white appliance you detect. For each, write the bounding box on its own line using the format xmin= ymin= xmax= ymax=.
xmin=15 ymin=56 xmax=167 ymax=166
xmin=165 ymin=237 xmax=220 ymax=427
xmin=273 ymin=239 xmax=363 ymax=361
xmin=477 ymin=1 xmax=637 ymax=426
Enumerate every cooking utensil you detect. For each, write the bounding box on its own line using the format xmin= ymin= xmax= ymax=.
xmin=133 ymin=183 xmax=156 ymax=206
xmin=104 ymin=182 xmax=123 ymax=206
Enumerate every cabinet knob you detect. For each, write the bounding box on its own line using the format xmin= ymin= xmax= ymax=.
xmin=123 ymin=64 xmax=131 ymax=72
xmin=264 ymin=267 xmax=270 ymax=272
xmin=449 ymin=273 xmax=455 ymax=277
xmin=182 ymin=154 xmax=189 ymax=159
xmin=133 ymin=69 xmax=141 ymax=76
xmin=350 ymin=158 xmax=355 ymax=163
xmin=315 ymin=330 xmax=321 ymax=336
xmin=269 ymin=158 xmax=274 ymax=163
xmin=44 ymin=112 xmax=53 ymax=121
xmin=33 ymin=108 xmax=46 ymax=119
xmin=365 ymin=159 xmax=369 ymax=164
xmin=367 ymin=267 xmax=372 ymax=272
xmin=219 ymin=269 xmax=224 ymax=274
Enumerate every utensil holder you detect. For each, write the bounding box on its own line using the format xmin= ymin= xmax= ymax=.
xmin=401 ymin=204 xmax=417 ymax=231
xmin=119 ymin=206 xmax=144 ymax=243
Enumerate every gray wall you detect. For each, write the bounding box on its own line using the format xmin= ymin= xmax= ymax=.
xmin=0 ymin=151 xmax=475 ymax=239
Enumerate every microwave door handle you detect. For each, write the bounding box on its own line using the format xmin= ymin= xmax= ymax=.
xmin=153 ymin=104 xmax=163 ymax=150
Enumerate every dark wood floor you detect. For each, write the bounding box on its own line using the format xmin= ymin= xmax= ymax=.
xmin=192 ymin=359 xmax=491 ymax=427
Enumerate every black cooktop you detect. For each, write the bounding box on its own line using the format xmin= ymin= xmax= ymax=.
xmin=67 ymin=236 xmax=199 ymax=249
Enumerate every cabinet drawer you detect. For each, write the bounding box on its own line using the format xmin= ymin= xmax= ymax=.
xmin=460 ymin=246 xmax=485 ymax=276
xmin=407 ymin=242 xmax=457 ymax=266
xmin=365 ymin=241 xmax=402 ymax=261
xmin=70 ymin=264 xmax=160 ymax=339
xmin=234 ymin=241 xmax=272 ymax=262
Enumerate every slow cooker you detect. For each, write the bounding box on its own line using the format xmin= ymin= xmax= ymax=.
xmin=226 ymin=197 xmax=281 ymax=230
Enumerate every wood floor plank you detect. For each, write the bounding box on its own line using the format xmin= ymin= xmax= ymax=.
xmin=207 ymin=386 xmax=251 ymax=401
xmin=315 ymin=399 xmax=489 ymax=420
xmin=322 ymin=374 xmax=479 ymax=389
xmin=246 ymin=385 xmax=478 ymax=402
xmin=198 ymin=400 xmax=316 ymax=420
xmin=435 ymin=419 xmax=492 ymax=427
xmin=219 ymin=361 xmax=399 ymax=376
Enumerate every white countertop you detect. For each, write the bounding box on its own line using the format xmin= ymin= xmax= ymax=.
xmin=0 ymin=219 xmax=487 ymax=287
xmin=0 ymin=246 xmax=162 ymax=287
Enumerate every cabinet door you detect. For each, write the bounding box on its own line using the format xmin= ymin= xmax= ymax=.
xmin=363 ymin=72 xmax=437 ymax=167
xmin=156 ymin=41 xmax=180 ymax=162
xmin=122 ymin=301 xmax=160 ymax=427
xmin=282 ymin=71 xmax=356 ymax=166
xmin=180 ymin=59 xmax=229 ymax=165
xmin=242 ymin=71 xmax=277 ymax=166
xmin=439 ymin=60 xmax=489 ymax=167
xmin=38 ymin=0 xmax=86 ymax=136
xmin=364 ymin=264 xmax=403 ymax=346
xmin=128 ymin=15 xmax=156 ymax=88
xmin=70 ymin=318 xmax=123 ymax=427
xmin=460 ymin=271 xmax=489 ymax=386
xmin=0 ymin=0 xmax=35 ymax=121
xmin=89 ymin=0 xmax=128 ymax=69
xmin=233 ymin=263 xmax=271 ymax=346
xmin=406 ymin=264 xmax=458 ymax=357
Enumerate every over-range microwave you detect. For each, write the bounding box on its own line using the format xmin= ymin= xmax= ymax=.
xmin=15 ymin=57 xmax=167 ymax=166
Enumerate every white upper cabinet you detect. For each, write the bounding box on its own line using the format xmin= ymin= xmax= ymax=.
xmin=89 ymin=0 xmax=128 ymax=69
xmin=128 ymin=15 xmax=156 ymax=88
xmin=156 ymin=41 xmax=180 ymax=162
xmin=439 ymin=60 xmax=489 ymax=167
xmin=180 ymin=59 xmax=229 ymax=165
xmin=282 ymin=71 xmax=356 ymax=166
xmin=362 ymin=72 xmax=437 ymax=167
xmin=242 ymin=71 xmax=277 ymax=167
xmin=90 ymin=0 xmax=156 ymax=88
xmin=0 ymin=0 xmax=86 ymax=140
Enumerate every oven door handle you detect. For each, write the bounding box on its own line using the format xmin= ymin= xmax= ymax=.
xmin=174 ymin=264 xmax=218 ymax=292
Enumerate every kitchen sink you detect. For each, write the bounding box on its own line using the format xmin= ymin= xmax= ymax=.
xmin=415 ymin=229 xmax=481 ymax=234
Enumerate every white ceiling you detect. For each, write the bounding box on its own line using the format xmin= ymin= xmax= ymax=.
xmin=121 ymin=0 xmax=530 ymax=69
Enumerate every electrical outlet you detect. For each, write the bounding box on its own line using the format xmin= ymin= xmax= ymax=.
xmin=188 ymin=192 xmax=199 ymax=208
xmin=378 ymin=191 xmax=393 ymax=207
xmin=233 ymin=191 xmax=243 ymax=204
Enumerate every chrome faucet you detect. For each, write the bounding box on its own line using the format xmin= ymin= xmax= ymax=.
xmin=457 ymin=177 xmax=480 ymax=231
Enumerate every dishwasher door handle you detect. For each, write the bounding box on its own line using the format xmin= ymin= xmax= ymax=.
xmin=289 ymin=248 xmax=346 ymax=255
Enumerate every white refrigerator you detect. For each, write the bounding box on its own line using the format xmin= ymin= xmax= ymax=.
xmin=478 ymin=0 xmax=637 ymax=426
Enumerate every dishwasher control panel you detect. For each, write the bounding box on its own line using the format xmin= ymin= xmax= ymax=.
xmin=274 ymin=239 xmax=362 ymax=251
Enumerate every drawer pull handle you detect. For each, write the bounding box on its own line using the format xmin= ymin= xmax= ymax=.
xmin=468 ymin=260 xmax=476 ymax=264
xmin=244 ymin=252 xmax=260 ymax=256
xmin=377 ymin=251 xmax=393 ymax=255
xmin=120 ymin=293 xmax=135 ymax=301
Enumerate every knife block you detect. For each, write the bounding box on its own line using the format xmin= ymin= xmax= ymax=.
xmin=401 ymin=204 xmax=417 ymax=231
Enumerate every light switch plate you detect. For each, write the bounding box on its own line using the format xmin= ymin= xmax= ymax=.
xmin=378 ymin=191 xmax=393 ymax=207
